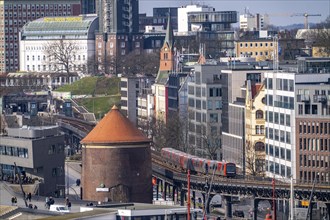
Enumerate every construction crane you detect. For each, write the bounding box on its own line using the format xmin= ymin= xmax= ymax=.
xmin=291 ymin=13 xmax=321 ymax=29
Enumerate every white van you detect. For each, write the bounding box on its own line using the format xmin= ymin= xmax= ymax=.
xmin=49 ymin=205 xmax=70 ymax=213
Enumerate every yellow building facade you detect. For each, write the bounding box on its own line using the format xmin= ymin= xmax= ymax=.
xmin=245 ymin=81 xmax=266 ymax=176
xmin=236 ymin=39 xmax=274 ymax=61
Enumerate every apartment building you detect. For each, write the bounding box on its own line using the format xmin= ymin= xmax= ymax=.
xmin=120 ymin=75 xmax=155 ymax=126
xmin=245 ymin=81 xmax=266 ymax=176
xmin=295 ymin=58 xmax=330 ymax=183
xmin=0 ymin=125 xmax=65 ymax=196
xmin=0 ymin=0 xmax=81 ymax=74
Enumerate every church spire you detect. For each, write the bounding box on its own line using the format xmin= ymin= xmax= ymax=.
xmin=155 ymin=12 xmax=175 ymax=84
xmin=163 ymin=13 xmax=173 ymax=49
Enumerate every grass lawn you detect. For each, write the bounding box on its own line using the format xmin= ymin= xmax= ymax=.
xmin=56 ymin=76 xmax=120 ymax=96
xmin=75 ymin=96 xmax=120 ymax=119
xmin=56 ymin=76 xmax=121 ymax=119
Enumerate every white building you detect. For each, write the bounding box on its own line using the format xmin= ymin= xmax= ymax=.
xmin=187 ymin=64 xmax=223 ymax=159
xmin=177 ymin=4 xmax=215 ymax=34
xmin=19 ymin=15 xmax=99 ymax=76
xmin=240 ymin=11 xmax=269 ymax=31
xmin=264 ymin=71 xmax=295 ymax=181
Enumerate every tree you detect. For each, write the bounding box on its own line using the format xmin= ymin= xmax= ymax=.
xmin=119 ymin=51 xmax=160 ymax=76
xmin=138 ymin=111 xmax=190 ymax=153
xmin=44 ymin=40 xmax=87 ymax=80
xmin=200 ymin=125 xmax=222 ymax=160
xmin=245 ymin=140 xmax=265 ymax=176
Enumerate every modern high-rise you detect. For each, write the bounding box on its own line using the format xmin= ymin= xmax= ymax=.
xmin=187 ymin=64 xmax=223 ymax=159
xmin=264 ymin=71 xmax=295 ymax=181
xmin=80 ymin=0 xmax=95 ymax=14
xmin=0 ymin=0 xmax=81 ymax=74
xmin=94 ymin=0 xmax=143 ymax=75
xmin=265 ymin=57 xmax=330 ymax=182
xmin=177 ymin=4 xmax=238 ymax=58
xmin=96 ymin=0 xmax=138 ymax=34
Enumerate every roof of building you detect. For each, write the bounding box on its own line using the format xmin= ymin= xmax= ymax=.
xmin=21 ymin=14 xmax=98 ymax=39
xmin=81 ymin=106 xmax=150 ymax=145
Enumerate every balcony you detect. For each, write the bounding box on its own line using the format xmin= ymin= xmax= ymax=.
xmin=313 ymin=95 xmax=327 ymax=103
xmin=297 ymin=94 xmax=310 ymax=102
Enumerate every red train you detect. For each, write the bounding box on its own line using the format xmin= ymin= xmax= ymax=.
xmin=161 ymin=148 xmax=236 ymax=177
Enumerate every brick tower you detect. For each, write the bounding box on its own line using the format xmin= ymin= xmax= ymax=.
xmin=80 ymin=105 xmax=152 ymax=203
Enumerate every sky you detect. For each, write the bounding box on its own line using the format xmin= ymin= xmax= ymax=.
xmin=139 ymin=0 xmax=330 ymax=26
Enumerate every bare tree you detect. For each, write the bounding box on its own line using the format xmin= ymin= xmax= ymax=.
xmin=44 ymin=40 xmax=86 ymax=80
xmin=120 ymin=51 xmax=160 ymax=76
xmin=200 ymin=125 xmax=222 ymax=160
xmin=245 ymin=140 xmax=265 ymax=176
xmin=164 ymin=112 xmax=190 ymax=153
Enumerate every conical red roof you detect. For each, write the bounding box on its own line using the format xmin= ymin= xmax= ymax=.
xmin=81 ymin=105 xmax=150 ymax=145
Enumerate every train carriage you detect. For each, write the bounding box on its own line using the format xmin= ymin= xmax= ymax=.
xmin=160 ymin=148 xmax=236 ymax=177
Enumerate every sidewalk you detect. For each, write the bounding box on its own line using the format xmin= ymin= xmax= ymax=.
xmin=0 ymin=181 xmax=83 ymax=213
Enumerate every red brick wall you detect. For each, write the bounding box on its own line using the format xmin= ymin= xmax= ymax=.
xmin=82 ymin=145 xmax=152 ymax=203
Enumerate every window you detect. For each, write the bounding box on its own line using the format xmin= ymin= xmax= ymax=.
xmin=286 ymin=149 xmax=291 ymax=161
xmin=255 ymin=142 xmax=265 ymax=151
xmin=280 ymin=113 xmax=285 ymax=125
xmin=274 ymin=112 xmax=279 ymax=124
xmin=280 ymin=147 xmax=285 ymax=159
xmin=209 ymin=113 xmax=218 ymax=123
xmin=256 ymin=110 xmax=263 ymax=119
xmin=207 ymin=101 xmax=213 ymax=110
xmin=286 ymin=114 xmax=290 ymax=126
xmin=48 ymin=145 xmax=56 ymax=154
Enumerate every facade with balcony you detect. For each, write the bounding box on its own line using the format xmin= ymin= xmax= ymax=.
xmin=295 ymin=72 xmax=330 ymax=183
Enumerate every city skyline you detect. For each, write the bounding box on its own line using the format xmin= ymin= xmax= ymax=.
xmin=139 ymin=0 xmax=329 ymax=26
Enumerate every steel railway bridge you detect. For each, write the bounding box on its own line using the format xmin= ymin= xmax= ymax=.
xmin=152 ymin=153 xmax=330 ymax=220
xmin=61 ymin=117 xmax=330 ymax=220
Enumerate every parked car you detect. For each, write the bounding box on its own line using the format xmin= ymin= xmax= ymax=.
xmin=49 ymin=205 xmax=70 ymax=213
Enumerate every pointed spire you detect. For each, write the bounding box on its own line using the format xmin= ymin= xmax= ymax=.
xmin=163 ymin=12 xmax=173 ymax=49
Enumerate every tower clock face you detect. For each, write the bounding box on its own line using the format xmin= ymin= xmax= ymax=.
xmin=164 ymin=47 xmax=168 ymax=51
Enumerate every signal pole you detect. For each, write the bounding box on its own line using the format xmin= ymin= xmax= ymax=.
xmin=272 ymin=177 xmax=276 ymax=220
xmin=187 ymin=169 xmax=191 ymax=220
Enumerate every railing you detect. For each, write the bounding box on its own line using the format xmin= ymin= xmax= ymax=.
xmin=313 ymin=95 xmax=327 ymax=103
xmin=297 ymin=94 xmax=310 ymax=102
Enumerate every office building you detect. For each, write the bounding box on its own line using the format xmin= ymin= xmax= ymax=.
xmin=264 ymin=71 xmax=295 ymax=181
xmin=120 ymin=75 xmax=155 ymax=126
xmin=81 ymin=0 xmax=95 ymax=14
xmin=239 ymin=11 xmax=269 ymax=31
xmin=0 ymin=125 xmax=65 ymax=196
xmin=294 ymin=57 xmax=330 ymax=183
xmin=95 ymin=0 xmax=143 ymax=75
xmin=221 ymin=68 xmax=264 ymax=169
xmin=187 ymin=64 xmax=223 ymax=159
xmin=19 ymin=15 xmax=98 ymax=76
xmin=0 ymin=0 xmax=81 ymax=74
